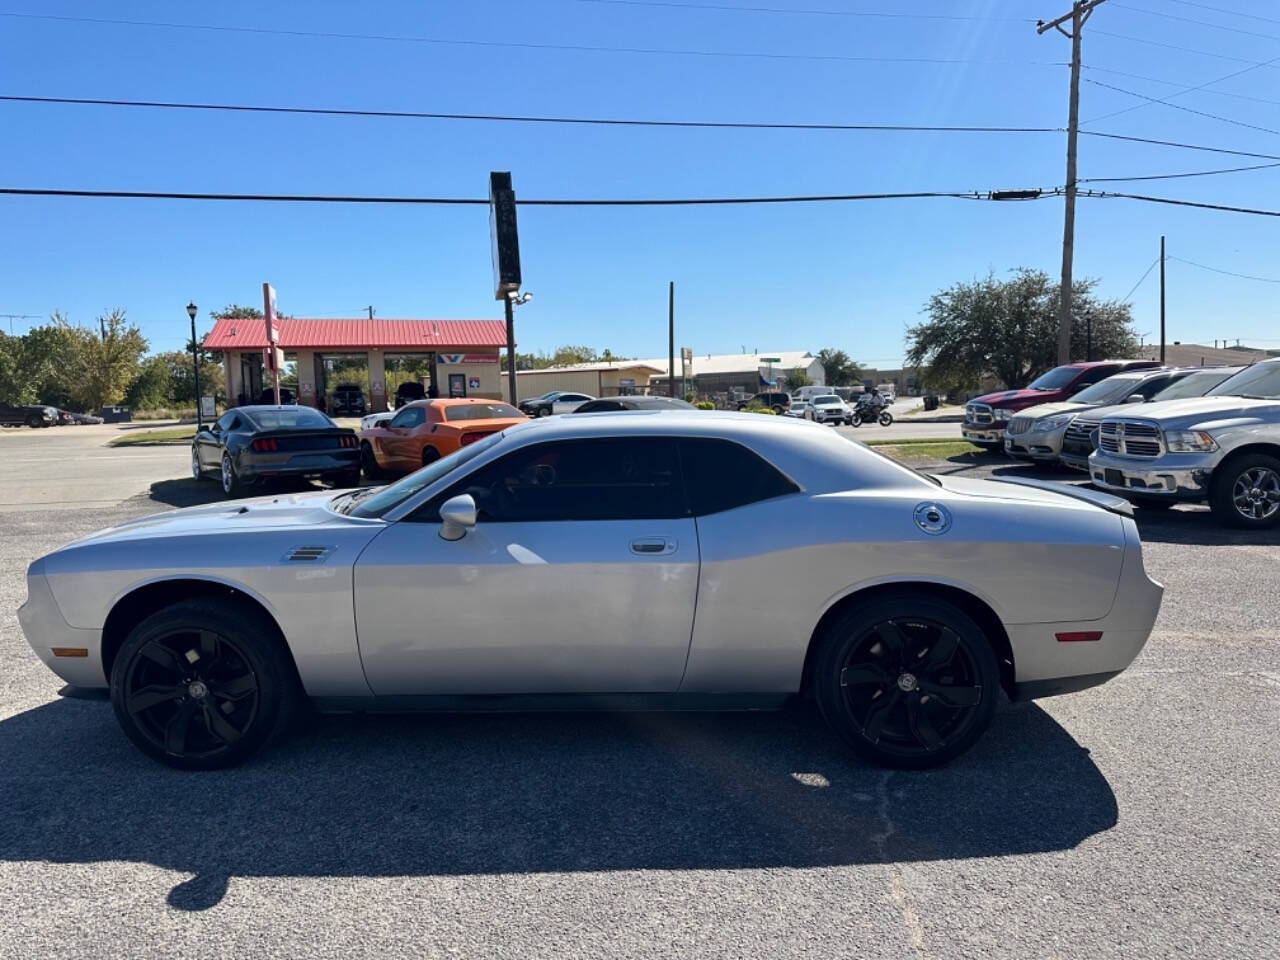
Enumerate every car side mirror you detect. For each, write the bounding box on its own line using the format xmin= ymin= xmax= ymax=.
xmin=438 ymin=494 xmax=477 ymax=541
xmin=1124 ymin=393 xmax=1145 ymax=404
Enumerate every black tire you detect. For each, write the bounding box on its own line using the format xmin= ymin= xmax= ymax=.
xmin=191 ymin=446 xmax=206 ymax=481
xmin=220 ymin=453 xmax=245 ymax=498
xmin=1129 ymin=494 xmax=1175 ymax=511
xmin=109 ymin=598 xmax=300 ymax=770
xmin=333 ymin=468 xmax=361 ymax=488
xmin=878 ymin=411 xmax=894 ymax=427
xmin=536 ymin=407 xmax=551 ymax=418
xmin=1209 ymin=453 xmax=1280 ymax=529
xmin=811 ymin=594 xmax=1000 ymax=769
xmin=421 ymin=446 xmax=440 ymax=466
xmin=360 ymin=440 xmax=383 ymax=480
xmin=26 ymin=414 xmax=42 ymax=428
xmin=850 ymin=413 xmax=862 ymax=428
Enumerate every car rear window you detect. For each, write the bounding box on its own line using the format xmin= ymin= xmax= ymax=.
xmin=444 ymin=403 xmax=522 ymax=421
xmin=245 ymin=408 xmax=333 ymax=430
xmin=678 ymin=438 xmax=799 ymax=515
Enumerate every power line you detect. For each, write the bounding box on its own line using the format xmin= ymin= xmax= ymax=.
xmin=1110 ymin=1 xmax=1280 ymax=41
xmin=1080 ymin=190 xmax=1280 ymax=217
xmin=1084 ymin=65 xmax=1280 ymax=109
xmin=1079 ymin=130 xmax=1280 ymax=162
xmin=1082 ymin=53 xmax=1280 ymax=125
xmin=568 ymin=0 xmax=1036 ymax=22
xmin=1091 ymin=28 xmax=1280 ymax=66
xmin=1163 ymin=0 xmax=1280 ymax=27
xmin=1079 ymin=160 xmax=1280 ymax=183
xmin=1167 ymin=255 xmax=1280 ymax=284
xmin=0 ymin=95 xmax=1060 ymax=135
xmin=0 ymin=11 xmax=1062 ymax=67
xmin=1083 ymin=77 xmax=1280 ymax=137
xmin=1120 ymin=257 xmax=1161 ymax=303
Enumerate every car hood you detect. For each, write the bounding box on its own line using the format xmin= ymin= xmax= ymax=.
xmin=971 ymin=388 xmax=1059 ymax=407
xmin=1011 ymin=401 xmax=1091 ymax=420
xmin=1100 ymin=395 xmax=1280 ymax=430
xmin=62 ymin=489 xmax=352 ymax=547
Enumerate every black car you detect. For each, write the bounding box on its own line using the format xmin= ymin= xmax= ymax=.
xmin=0 ymin=401 xmax=58 ymax=428
xmin=255 ymin=387 xmax=296 ymax=405
xmin=736 ymin=391 xmax=791 ymax=414
xmin=192 ymin=405 xmax=360 ymax=497
xmin=394 ymin=381 xmax=426 ymax=408
xmin=573 ymin=395 xmax=694 ymax=413
xmin=330 ymin=383 xmax=368 ymax=416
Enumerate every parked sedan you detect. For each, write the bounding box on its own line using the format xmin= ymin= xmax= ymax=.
xmin=359 ymin=398 xmax=526 ymax=476
xmin=21 ymin=411 xmax=1162 ymax=770
xmin=518 ymin=391 xmax=595 ymax=417
xmin=192 ymin=405 xmax=360 ymax=497
xmin=572 ymin=395 xmax=693 ymax=413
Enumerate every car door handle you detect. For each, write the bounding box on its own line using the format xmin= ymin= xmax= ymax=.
xmin=630 ymin=538 xmax=677 ymax=555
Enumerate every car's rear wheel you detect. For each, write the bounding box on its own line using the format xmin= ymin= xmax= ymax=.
xmin=221 ymin=453 xmax=244 ymax=498
xmin=109 ymin=599 xmax=299 ymax=769
xmin=1209 ymin=453 xmax=1280 ymax=528
xmin=26 ymin=414 xmax=43 ymax=428
xmin=422 ymin=446 xmax=440 ymax=466
xmin=812 ymin=595 xmax=999 ymax=768
xmin=191 ymin=447 xmax=205 ymax=480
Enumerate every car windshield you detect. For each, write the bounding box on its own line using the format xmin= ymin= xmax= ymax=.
xmin=444 ymin=402 xmax=522 ymax=421
xmin=1153 ymin=369 xmax=1236 ymax=401
xmin=1026 ymin=365 xmax=1082 ymax=390
xmin=1206 ymin=362 xmax=1280 ymax=400
xmin=245 ymin=407 xmax=333 ymax=430
xmin=343 ymin=431 xmax=504 ymax=518
xmin=814 ymin=396 xmax=841 ymax=404
xmin=1072 ymin=374 xmax=1142 ymax=405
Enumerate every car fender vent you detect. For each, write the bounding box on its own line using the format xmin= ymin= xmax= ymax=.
xmin=283 ymin=545 xmax=335 ymax=563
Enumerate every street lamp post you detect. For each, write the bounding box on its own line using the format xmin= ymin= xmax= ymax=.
xmin=187 ymin=301 xmax=201 ymax=429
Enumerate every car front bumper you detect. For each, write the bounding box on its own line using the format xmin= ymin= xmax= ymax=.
xmin=1004 ymin=425 xmax=1068 ymax=462
xmin=1087 ymin=450 xmax=1214 ymax=501
xmin=17 ymin=558 xmax=106 ymax=688
xmin=962 ymin=423 xmax=1005 ymax=445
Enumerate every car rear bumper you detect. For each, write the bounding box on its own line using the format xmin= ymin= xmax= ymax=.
xmin=239 ymin=451 xmax=359 ymax=482
xmin=1087 ymin=451 xmax=1212 ymax=500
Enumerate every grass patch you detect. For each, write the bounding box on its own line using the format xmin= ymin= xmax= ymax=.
xmin=109 ymin=426 xmax=197 ymax=447
xmin=872 ymin=440 xmax=986 ymax=460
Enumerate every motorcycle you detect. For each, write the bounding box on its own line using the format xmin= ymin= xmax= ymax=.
xmin=850 ymin=394 xmax=894 ymax=428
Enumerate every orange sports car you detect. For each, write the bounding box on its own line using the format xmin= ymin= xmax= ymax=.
xmin=359 ymin=398 xmax=527 ymax=476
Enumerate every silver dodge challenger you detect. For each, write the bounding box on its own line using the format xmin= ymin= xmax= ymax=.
xmin=19 ymin=412 xmax=1163 ymax=770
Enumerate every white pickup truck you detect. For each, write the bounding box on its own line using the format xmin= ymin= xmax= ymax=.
xmin=1088 ymin=358 xmax=1280 ymax=528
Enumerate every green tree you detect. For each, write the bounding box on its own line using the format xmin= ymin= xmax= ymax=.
xmin=0 ymin=332 xmax=31 ymax=404
xmin=23 ymin=314 xmax=84 ymax=409
xmin=905 ymin=268 xmax=1137 ymax=392
xmin=70 ymin=309 xmax=149 ymax=411
xmin=816 ymin=348 xmax=863 ymax=387
xmin=211 ymin=304 xmax=263 ymax=320
xmin=784 ymin=367 xmax=813 ymax=390
xmin=124 ymin=355 xmax=173 ymax=410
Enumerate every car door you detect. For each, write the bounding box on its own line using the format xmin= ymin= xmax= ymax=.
xmin=551 ymin=393 xmax=590 ymax=414
xmin=380 ymin=406 xmax=425 ymax=470
xmin=197 ymin=411 xmax=238 ymax=469
xmin=353 ymin=436 xmax=700 ymax=695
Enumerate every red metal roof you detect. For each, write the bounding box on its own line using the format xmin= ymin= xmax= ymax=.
xmin=203 ymin=316 xmax=508 ymax=350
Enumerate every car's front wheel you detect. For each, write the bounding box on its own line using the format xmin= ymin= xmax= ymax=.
xmin=109 ymin=599 xmax=299 ymax=769
xmin=1209 ymin=453 xmax=1280 ymax=528
xmin=812 ymin=594 xmax=1000 ymax=768
xmin=536 ymin=407 xmax=551 ymax=417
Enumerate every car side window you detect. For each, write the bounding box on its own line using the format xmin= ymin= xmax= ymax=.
xmin=1136 ymin=375 xmax=1173 ymax=398
xmin=390 ymin=407 xmax=423 ymax=428
xmin=678 ymin=438 xmax=800 ymax=516
xmin=1077 ymin=366 xmax=1118 ymax=388
xmin=416 ymin=437 xmax=687 ymax=523
xmin=216 ymin=412 xmax=241 ymax=433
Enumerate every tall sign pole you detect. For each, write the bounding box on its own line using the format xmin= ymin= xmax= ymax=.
xmin=1159 ymin=235 xmax=1166 ymax=364
xmin=263 ymin=282 xmax=281 ymax=405
xmin=668 ymin=282 xmax=676 ymax=398
xmin=1038 ymin=0 xmax=1108 ymax=365
xmin=490 ymin=172 xmax=523 ymax=404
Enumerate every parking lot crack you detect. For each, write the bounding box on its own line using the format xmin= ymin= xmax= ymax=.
xmin=870 ymin=770 xmax=928 ymax=959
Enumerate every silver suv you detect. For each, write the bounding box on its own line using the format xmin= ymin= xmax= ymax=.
xmin=1088 ymin=359 xmax=1280 ymax=528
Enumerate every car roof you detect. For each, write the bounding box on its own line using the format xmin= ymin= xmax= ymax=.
xmin=403 ymin=397 xmax=513 ymax=408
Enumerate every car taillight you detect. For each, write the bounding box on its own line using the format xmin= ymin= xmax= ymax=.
xmin=460 ymin=432 xmax=486 ymax=446
xmin=338 ymin=435 xmax=357 ymax=448
xmin=251 ymin=438 xmax=278 ymax=452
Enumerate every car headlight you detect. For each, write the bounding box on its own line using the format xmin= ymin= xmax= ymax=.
xmin=993 ymin=408 xmax=1016 ymax=420
xmin=1164 ymin=430 xmax=1217 ymax=453
xmin=1033 ymin=414 xmax=1073 ymax=432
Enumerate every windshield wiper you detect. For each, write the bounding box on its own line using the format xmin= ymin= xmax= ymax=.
xmin=332 ymin=486 xmax=382 ymax=515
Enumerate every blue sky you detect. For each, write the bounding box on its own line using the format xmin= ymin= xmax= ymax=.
xmin=2 ymin=0 xmax=1278 ymax=366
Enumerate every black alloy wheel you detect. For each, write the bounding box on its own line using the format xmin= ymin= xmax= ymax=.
xmin=109 ymin=599 xmax=298 ymax=769
xmin=814 ymin=596 xmax=999 ymax=768
xmin=26 ymin=413 xmax=42 ymax=428
xmin=878 ymin=411 xmax=894 ymax=427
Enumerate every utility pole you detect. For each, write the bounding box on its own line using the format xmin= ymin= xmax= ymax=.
xmin=668 ymin=281 xmax=676 ymax=398
xmin=1159 ymin=236 xmax=1166 ymax=364
xmin=366 ymin=305 xmax=374 ymax=320
xmin=0 ymin=313 xmax=39 ymax=334
xmin=1038 ymin=0 xmax=1108 ymax=365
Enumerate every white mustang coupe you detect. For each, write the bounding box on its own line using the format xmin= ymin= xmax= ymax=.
xmin=19 ymin=412 xmax=1162 ymax=770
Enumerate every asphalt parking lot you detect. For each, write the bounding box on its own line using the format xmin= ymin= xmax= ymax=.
xmin=0 ymin=424 xmax=1276 ymax=959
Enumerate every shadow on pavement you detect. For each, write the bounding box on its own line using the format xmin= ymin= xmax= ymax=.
xmin=0 ymin=698 xmax=1117 ymax=911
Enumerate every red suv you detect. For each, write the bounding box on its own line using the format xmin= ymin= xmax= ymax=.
xmin=962 ymin=360 xmax=1161 ymax=449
